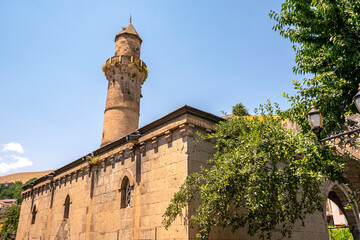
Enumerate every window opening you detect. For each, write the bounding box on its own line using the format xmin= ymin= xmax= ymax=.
xmin=31 ymin=205 xmax=37 ymax=224
xmin=64 ymin=195 xmax=70 ymax=219
xmin=120 ymin=176 xmax=132 ymax=208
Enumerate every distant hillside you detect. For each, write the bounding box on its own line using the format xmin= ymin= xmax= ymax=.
xmin=0 ymin=170 xmax=53 ymax=184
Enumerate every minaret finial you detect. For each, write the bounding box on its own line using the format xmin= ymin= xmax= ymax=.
xmin=130 ymin=14 xmax=132 ymax=23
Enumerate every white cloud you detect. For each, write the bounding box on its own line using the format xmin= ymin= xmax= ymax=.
xmin=2 ymin=142 xmax=24 ymax=154
xmin=0 ymin=155 xmax=33 ymax=174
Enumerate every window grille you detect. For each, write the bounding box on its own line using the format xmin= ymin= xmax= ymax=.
xmin=125 ymin=181 xmax=131 ymax=207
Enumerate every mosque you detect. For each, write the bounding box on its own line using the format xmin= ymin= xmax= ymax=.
xmin=16 ymin=22 xmax=352 ymax=240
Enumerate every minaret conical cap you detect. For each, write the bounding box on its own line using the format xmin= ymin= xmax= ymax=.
xmin=115 ymin=23 xmax=142 ymax=43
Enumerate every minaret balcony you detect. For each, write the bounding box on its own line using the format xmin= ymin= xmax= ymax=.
xmin=102 ymin=55 xmax=147 ymax=85
xmin=103 ymin=55 xmax=146 ymax=70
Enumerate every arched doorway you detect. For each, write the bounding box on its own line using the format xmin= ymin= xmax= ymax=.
xmin=325 ymin=182 xmax=360 ymax=239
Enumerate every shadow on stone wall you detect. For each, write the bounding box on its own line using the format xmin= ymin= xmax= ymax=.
xmin=55 ymin=219 xmax=70 ymax=240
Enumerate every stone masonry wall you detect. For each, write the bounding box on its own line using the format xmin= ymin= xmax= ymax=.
xmin=17 ymin=113 xmax=204 ymax=240
xmin=115 ymin=34 xmax=141 ymax=59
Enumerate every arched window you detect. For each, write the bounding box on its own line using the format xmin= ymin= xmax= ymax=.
xmin=120 ymin=176 xmax=132 ymax=208
xmin=63 ymin=195 xmax=70 ymax=219
xmin=31 ymin=205 xmax=37 ymax=224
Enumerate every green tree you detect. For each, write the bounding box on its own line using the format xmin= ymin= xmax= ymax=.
xmin=269 ymin=0 xmax=360 ymax=135
xmin=232 ymin=103 xmax=249 ymax=116
xmin=0 ymin=182 xmax=23 ymax=202
xmin=0 ymin=205 xmax=20 ymax=239
xmin=0 ymin=178 xmax=37 ymax=203
xmin=163 ymin=102 xmax=347 ymax=239
xmin=164 ymin=1 xmax=360 ymax=238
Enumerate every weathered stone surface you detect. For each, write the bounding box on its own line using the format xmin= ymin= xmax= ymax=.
xmin=101 ymin=22 xmax=146 ymax=147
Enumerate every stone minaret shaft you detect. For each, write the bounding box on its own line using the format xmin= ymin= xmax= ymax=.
xmin=101 ymin=23 xmax=147 ymax=147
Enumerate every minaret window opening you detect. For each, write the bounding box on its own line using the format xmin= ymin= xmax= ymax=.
xmin=63 ymin=195 xmax=70 ymax=219
xmin=31 ymin=205 xmax=37 ymax=224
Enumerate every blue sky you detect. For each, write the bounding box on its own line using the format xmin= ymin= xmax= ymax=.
xmin=0 ymin=0 xmax=304 ymax=176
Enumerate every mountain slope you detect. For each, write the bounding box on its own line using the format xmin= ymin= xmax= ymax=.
xmin=0 ymin=170 xmax=53 ymax=184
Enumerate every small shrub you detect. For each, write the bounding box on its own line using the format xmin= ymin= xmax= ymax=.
xmin=87 ymin=156 xmax=99 ymax=166
xmin=102 ymin=64 xmax=108 ymax=72
xmin=139 ymin=66 xmax=148 ymax=81
xmin=328 ymin=226 xmax=353 ymax=240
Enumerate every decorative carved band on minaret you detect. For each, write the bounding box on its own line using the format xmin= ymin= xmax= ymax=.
xmin=101 ymin=23 xmax=147 ymax=147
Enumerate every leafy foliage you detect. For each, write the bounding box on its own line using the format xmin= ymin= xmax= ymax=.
xmin=269 ymin=0 xmax=360 ymax=136
xmin=328 ymin=226 xmax=354 ymax=240
xmin=134 ymin=61 xmax=148 ymax=82
xmin=0 ymin=178 xmax=37 ymax=204
xmin=87 ymin=155 xmax=100 ymax=166
xmin=102 ymin=62 xmax=108 ymax=72
xmin=25 ymin=178 xmax=37 ymax=185
xmin=232 ymin=103 xmax=249 ymax=116
xmin=0 ymin=205 xmax=20 ymax=239
xmin=0 ymin=182 xmax=23 ymax=202
xmin=163 ymin=102 xmax=347 ymax=239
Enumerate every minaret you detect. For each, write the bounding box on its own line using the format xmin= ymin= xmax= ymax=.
xmin=101 ymin=21 xmax=147 ymax=147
